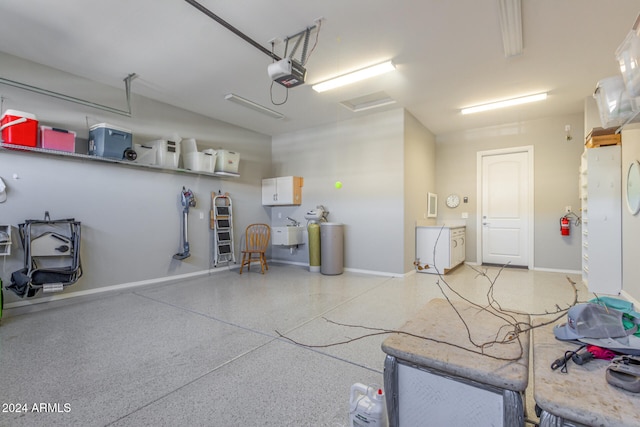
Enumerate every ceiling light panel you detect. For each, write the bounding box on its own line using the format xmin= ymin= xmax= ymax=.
xmin=224 ymin=93 xmax=284 ymax=119
xmin=312 ymin=61 xmax=396 ymax=93
xmin=461 ymin=93 xmax=547 ymax=114
xmin=340 ymin=91 xmax=397 ymax=112
xmin=498 ymin=0 xmax=523 ymax=57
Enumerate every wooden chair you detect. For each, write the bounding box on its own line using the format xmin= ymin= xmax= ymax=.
xmin=239 ymin=223 xmax=270 ymax=274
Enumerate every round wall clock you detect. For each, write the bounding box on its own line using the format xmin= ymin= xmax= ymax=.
xmin=446 ymin=194 xmax=460 ymax=208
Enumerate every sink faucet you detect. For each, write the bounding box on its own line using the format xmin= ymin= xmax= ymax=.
xmin=286 ymin=217 xmax=300 ymax=226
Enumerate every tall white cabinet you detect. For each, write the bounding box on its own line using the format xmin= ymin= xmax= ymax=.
xmin=580 ymin=145 xmax=621 ymax=294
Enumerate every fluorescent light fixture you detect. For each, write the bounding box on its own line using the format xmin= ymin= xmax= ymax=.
xmin=461 ymin=92 xmax=547 ymax=115
xmin=224 ymin=93 xmax=284 ymax=119
xmin=312 ymin=61 xmax=396 ymax=93
xmin=498 ymin=0 xmax=523 ymax=57
xmin=340 ymin=91 xmax=397 ymax=112
xmin=342 ymin=97 xmax=396 ymax=112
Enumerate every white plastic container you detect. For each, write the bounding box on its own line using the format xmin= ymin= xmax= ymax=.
xmin=133 ymin=143 xmax=157 ymax=165
xmin=616 ymin=29 xmax=640 ymax=99
xmin=215 ymin=149 xmax=240 ymax=174
xmin=184 ymin=150 xmax=216 ymax=173
xmin=349 ymin=383 xmax=388 ymax=427
xmin=202 ymin=148 xmax=217 ymax=173
xmin=149 ymin=139 xmax=180 ymax=169
xmin=181 ymin=138 xmax=198 ymax=154
xmin=593 ymin=76 xmax=635 ymax=128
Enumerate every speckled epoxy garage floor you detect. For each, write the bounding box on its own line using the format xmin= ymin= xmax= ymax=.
xmin=0 ymin=264 xmax=586 ymax=426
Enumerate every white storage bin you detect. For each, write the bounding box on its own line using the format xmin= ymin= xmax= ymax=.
xmin=202 ymin=149 xmax=217 ymax=173
xmin=215 ymin=149 xmax=240 ymax=174
xmin=616 ymin=29 xmax=640 ymax=99
xmin=181 ymin=138 xmax=198 ymax=154
xmin=184 ymin=150 xmax=216 ymax=173
xmin=133 ymin=143 xmax=157 ymax=165
xmin=149 ymin=139 xmax=180 ymax=169
xmin=593 ymin=76 xmax=635 ymax=128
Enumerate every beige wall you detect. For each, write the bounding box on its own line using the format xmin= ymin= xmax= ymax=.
xmin=403 ymin=112 xmax=436 ymax=272
xmin=435 ymin=113 xmax=585 ymax=271
xmin=270 ymin=108 xmax=407 ymax=274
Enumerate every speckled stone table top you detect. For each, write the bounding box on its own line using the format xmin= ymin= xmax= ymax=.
xmin=381 ymin=298 xmax=530 ymax=392
xmin=533 ymin=320 xmax=640 ymax=427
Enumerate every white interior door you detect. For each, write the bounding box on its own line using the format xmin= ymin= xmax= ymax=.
xmin=478 ymin=148 xmax=533 ymax=267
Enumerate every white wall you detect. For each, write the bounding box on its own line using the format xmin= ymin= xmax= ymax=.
xmin=270 ymin=108 xmax=407 ymax=274
xmin=435 ymin=113 xmax=585 ymax=271
xmin=621 ymin=124 xmax=640 ymax=303
xmin=0 ymin=53 xmax=272 ymax=306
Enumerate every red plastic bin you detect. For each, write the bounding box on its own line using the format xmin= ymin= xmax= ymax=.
xmin=1 ymin=109 xmax=38 ymax=147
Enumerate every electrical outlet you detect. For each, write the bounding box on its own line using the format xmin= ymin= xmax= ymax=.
xmin=199 ymin=212 xmax=204 ymax=220
xmin=461 ymin=212 xmax=468 ymax=219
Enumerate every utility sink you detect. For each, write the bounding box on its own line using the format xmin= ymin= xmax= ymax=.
xmin=272 ymin=226 xmax=304 ymax=246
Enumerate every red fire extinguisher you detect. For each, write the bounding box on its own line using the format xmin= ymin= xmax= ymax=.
xmin=560 ymin=216 xmax=570 ymax=236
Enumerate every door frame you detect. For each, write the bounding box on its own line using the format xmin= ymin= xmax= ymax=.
xmin=476 ymin=146 xmax=534 ymax=269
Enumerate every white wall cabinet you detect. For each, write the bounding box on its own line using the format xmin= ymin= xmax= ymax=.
xmin=581 ymin=145 xmax=621 ymax=294
xmin=416 ymin=226 xmax=465 ymax=274
xmin=261 ymin=176 xmax=303 ymax=206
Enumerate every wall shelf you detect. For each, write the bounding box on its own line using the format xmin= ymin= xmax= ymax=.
xmin=0 ymin=142 xmax=240 ymax=179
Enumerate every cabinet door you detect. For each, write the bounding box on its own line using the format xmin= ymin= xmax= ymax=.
xmin=275 ymin=176 xmax=294 ymax=205
xmin=262 ymin=176 xmax=302 ymax=206
xmin=261 ymin=178 xmax=277 ymax=205
xmin=450 ymin=236 xmax=458 ymax=267
xmin=416 ymin=227 xmax=451 ymax=274
xmin=450 ymin=228 xmax=466 ymax=267
xmin=586 ymin=146 xmax=621 ymax=294
xmin=458 ymin=234 xmax=466 ymax=265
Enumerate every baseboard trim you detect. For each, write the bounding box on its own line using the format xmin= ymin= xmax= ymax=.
xmin=532 ymin=267 xmax=582 ymax=275
xmin=3 ymin=267 xmax=228 ymax=311
xmin=270 ymin=259 xmax=410 ymax=278
xmin=621 ymin=290 xmax=640 ymax=308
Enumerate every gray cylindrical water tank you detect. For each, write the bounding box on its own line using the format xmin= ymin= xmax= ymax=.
xmin=320 ymin=222 xmax=344 ymax=275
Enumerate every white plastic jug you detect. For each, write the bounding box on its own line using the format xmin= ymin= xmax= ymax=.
xmin=349 ymin=383 xmax=388 ymax=427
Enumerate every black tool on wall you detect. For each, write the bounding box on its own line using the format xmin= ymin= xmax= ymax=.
xmin=174 ymin=187 xmax=196 ymax=260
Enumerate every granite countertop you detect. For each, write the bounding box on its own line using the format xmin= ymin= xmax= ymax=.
xmin=533 ymin=320 xmax=640 ymax=427
xmin=381 ymin=298 xmax=530 ymax=392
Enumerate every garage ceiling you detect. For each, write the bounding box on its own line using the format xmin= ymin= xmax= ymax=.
xmin=0 ymin=0 xmax=638 ymax=136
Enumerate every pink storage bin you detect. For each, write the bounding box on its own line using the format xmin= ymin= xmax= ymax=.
xmin=40 ymin=126 xmax=76 ymax=152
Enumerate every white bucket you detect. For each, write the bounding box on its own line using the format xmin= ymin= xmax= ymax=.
xmin=349 ymin=383 xmax=388 ymax=427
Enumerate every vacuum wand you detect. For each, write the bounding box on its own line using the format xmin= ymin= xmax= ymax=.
xmin=174 ymin=187 xmax=196 ymax=260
